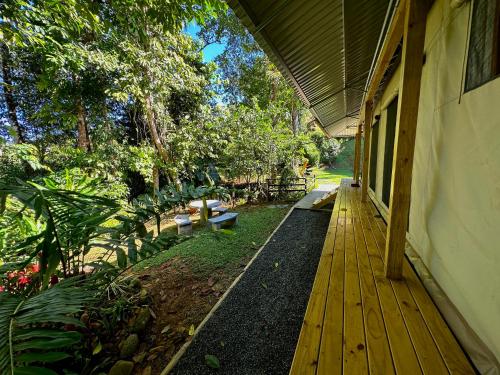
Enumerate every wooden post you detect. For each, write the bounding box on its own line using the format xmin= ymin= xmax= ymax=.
xmin=361 ymin=101 xmax=373 ymax=202
xmin=353 ymin=123 xmax=362 ymax=185
xmin=384 ymin=0 xmax=427 ymax=279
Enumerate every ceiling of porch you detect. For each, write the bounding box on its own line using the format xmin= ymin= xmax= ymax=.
xmin=227 ymin=0 xmax=394 ymax=137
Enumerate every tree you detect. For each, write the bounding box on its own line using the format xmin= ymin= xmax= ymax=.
xmin=1 ymin=0 xmax=104 ymax=150
xmin=100 ymin=0 xmax=226 ymax=184
xmin=1 ymin=43 xmax=24 ymax=143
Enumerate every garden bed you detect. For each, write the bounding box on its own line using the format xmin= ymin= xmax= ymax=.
xmin=93 ymin=204 xmax=291 ymax=375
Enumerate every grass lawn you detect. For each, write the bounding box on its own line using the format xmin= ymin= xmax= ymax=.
xmin=136 ymin=204 xmax=290 ymax=274
xmin=312 ymin=166 xmax=353 ymax=186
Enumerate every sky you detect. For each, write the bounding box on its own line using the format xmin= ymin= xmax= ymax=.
xmin=184 ymin=22 xmax=226 ymax=63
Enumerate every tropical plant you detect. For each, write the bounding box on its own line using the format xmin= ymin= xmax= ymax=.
xmin=0 ymin=277 xmax=97 ymax=375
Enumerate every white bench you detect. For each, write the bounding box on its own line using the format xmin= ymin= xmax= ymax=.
xmin=174 ymin=214 xmax=192 ymax=235
xmin=212 ymin=206 xmax=228 ymax=216
xmin=208 ymin=212 xmax=239 ymax=231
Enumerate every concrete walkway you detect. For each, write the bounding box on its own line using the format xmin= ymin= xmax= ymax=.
xmin=294 ymin=183 xmax=337 ymax=210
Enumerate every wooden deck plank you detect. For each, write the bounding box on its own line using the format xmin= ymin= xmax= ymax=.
xmin=342 ymin=186 xmax=368 ymax=373
xmin=291 ymin=179 xmax=473 ymax=375
xmin=317 ymin=183 xmax=346 ymax=374
xmin=358 ymin=195 xmax=450 ymax=374
xmin=364 ymin=197 xmax=475 ymax=375
xmin=403 ymin=268 xmax=476 ymax=375
xmin=354 ymin=189 xmax=423 ymax=374
xmin=290 ymin=184 xmax=345 ymax=375
xmin=350 ymin=189 xmax=396 ymax=375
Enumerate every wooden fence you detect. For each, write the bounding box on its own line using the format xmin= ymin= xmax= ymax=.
xmin=266 ymin=176 xmax=315 ymax=200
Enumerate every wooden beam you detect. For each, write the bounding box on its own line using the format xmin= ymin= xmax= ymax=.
xmin=353 ymin=124 xmax=362 ymax=184
xmin=361 ymin=101 xmax=373 ymax=202
xmin=365 ymin=0 xmax=406 ymax=103
xmin=384 ymin=0 xmax=427 ymax=279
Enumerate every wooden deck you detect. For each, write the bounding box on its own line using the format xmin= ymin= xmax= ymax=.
xmin=290 ymin=179 xmax=475 ymax=375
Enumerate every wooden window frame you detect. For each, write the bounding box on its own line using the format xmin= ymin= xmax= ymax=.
xmin=492 ymin=0 xmax=500 ymax=76
xmin=465 ymin=0 xmax=500 ymax=92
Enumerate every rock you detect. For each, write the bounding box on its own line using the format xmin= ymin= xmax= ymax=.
xmin=142 ymin=366 xmax=152 ymax=375
xmin=131 ymin=308 xmax=151 ymax=333
xmin=129 ymin=277 xmax=142 ymax=289
xmin=132 ymin=352 xmax=146 ymax=364
xmin=80 ymin=312 xmax=89 ymax=325
xmin=139 ymin=289 xmax=149 ymax=303
xmin=120 ymin=334 xmax=139 ymax=358
xmin=109 ymin=360 xmax=134 ymax=375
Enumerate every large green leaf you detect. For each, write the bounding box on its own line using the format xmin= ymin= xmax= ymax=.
xmin=15 ymin=330 xmax=80 ymax=341
xmin=16 ymin=352 xmax=70 ymax=363
xmin=14 ymin=367 xmax=58 ymax=375
xmin=0 ymin=279 xmax=95 ymax=374
xmin=14 ymin=337 xmax=81 ymax=351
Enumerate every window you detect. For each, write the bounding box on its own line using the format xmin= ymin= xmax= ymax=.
xmin=382 ymin=97 xmax=398 ymax=207
xmin=465 ymin=0 xmax=500 ymax=91
xmin=369 ymin=120 xmax=379 ymax=192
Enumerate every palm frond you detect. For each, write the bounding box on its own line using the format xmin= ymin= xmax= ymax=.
xmin=0 ymin=278 xmax=96 ymax=375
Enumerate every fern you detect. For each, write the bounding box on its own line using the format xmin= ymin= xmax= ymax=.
xmin=0 ymin=278 xmax=96 ymax=375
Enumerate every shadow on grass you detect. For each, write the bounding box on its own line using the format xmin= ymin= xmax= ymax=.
xmin=135 ymin=204 xmax=290 ymax=275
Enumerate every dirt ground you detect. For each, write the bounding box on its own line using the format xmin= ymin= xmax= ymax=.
xmin=133 ymin=257 xmax=246 ymax=375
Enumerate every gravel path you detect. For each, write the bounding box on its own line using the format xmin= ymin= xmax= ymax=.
xmin=170 ymin=208 xmax=331 ymax=375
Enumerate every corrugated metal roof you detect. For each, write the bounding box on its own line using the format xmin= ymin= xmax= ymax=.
xmin=227 ymin=0 xmax=392 ymax=137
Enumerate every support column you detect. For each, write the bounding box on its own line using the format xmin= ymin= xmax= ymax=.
xmin=361 ymin=101 xmax=373 ymax=202
xmin=384 ymin=0 xmax=427 ymax=279
xmin=353 ymin=123 xmax=362 ymax=185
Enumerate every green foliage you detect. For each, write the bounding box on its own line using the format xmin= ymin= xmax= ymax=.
xmin=0 ymin=178 xmax=121 ymax=282
xmin=0 ymin=277 xmax=97 ymax=375
xmin=333 ymin=138 xmax=356 ymax=169
xmin=310 ymin=130 xmax=343 ymax=166
xmin=0 ymin=144 xmax=49 ymax=184
xmin=303 ymin=142 xmax=321 ymax=167
xmin=0 ymin=1 xmax=339 ymax=373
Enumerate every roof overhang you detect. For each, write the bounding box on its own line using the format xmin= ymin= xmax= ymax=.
xmin=227 ymin=0 xmax=394 ymax=137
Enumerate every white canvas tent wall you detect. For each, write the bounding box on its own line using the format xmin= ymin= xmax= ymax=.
xmin=368 ymin=1 xmax=500 ymax=371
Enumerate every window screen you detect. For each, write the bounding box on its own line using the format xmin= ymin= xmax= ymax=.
xmin=369 ymin=121 xmax=379 ymax=191
xmin=465 ymin=0 xmax=500 ymax=91
xmin=382 ymin=97 xmax=398 ymax=207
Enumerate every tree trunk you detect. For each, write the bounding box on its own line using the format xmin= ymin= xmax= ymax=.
xmin=291 ymin=106 xmax=300 ymax=136
xmin=144 ymin=95 xmax=169 ymax=162
xmin=152 ymin=165 xmax=160 ymax=192
xmin=144 ymin=95 xmax=176 ymax=184
xmin=1 ymin=43 xmax=24 ymax=143
xmin=76 ymin=96 xmax=92 ymax=151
